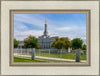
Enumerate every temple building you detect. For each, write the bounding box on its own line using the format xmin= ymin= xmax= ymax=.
xmin=38 ymin=19 xmax=57 ymax=49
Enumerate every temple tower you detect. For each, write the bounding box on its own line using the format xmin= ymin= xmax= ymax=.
xmin=44 ymin=19 xmax=48 ymax=36
xmin=38 ymin=19 xmax=57 ymax=49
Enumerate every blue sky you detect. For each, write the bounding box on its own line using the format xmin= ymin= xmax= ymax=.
xmin=14 ymin=14 xmax=86 ymax=42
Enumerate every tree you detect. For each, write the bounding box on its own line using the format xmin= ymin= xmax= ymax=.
xmin=14 ymin=38 xmax=19 ymax=48
xmin=51 ymin=37 xmax=71 ymax=49
xmin=82 ymin=44 xmax=86 ymax=50
xmin=23 ymin=35 xmax=38 ymax=48
xmin=64 ymin=38 xmax=72 ymax=49
xmin=71 ymin=38 xmax=83 ymax=49
xmin=82 ymin=44 xmax=87 ymax=55
xmin=36 ymin=45 xmax=41 ymax=49
xmin=51 ymin=37 xmax=59 ymax=48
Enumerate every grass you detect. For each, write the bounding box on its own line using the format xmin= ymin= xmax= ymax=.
xmin=36 ymin=52 xmax=86 ymax=60
xmin=14 ymin=57 xmax=74 ymax=62
xmin=14 ymin=57 xmax=46 ymax=62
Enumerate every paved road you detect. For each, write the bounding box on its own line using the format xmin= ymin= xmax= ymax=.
xmin=14 ymin=54 xmax=86 ymax=62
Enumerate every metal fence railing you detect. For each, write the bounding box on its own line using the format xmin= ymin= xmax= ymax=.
xmin=14 ymin=48 xmax=86 ymax=63
xmin=14 ymin=48 xmax=72 ymax=62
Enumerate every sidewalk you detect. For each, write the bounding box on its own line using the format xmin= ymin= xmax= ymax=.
xmin=14 ymin=54 xmax=86 ymax=62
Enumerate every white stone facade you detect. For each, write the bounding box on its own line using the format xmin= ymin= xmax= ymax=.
xmin=38 ymin=36 xmax=56 ymax=49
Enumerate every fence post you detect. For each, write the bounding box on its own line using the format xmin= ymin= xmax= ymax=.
xmin=75 ymin=49 xmax=80 ymax=62
xmin=31 ymin=48 xmax=35 ymax=60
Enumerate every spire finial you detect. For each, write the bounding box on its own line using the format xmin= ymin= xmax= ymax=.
xmin=45 ymin=18 xmax=47 ymax=24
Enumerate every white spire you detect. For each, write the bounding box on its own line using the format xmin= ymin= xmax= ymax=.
xmin=44 ymin=18 xmax=48 ymax=36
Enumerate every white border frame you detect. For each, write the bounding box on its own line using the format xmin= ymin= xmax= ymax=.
xmin=1 ymin=1 xmax=99 ymax=75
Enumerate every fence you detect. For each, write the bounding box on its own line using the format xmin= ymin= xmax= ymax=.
xmin=14 ymin=48 xmax=74 ymax=62
xmin=14 ymin=48 xmax=85 ymax=62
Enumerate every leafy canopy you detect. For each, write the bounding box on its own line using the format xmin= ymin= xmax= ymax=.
xmin=23 ymin=35 xmax=39 ymax=48
xmin=71 ymin=38 xmax=83 ymax=49
xmin=82 ymin=44 xmax=86 ymax=50
xmin=14 ymin=38 xmax=19 ymax=48
xmin=51 ymin=37 xmax=71 ymax=49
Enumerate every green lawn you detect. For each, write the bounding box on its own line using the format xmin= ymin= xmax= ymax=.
xmin=36 ymin=52 xmax=86 ymax=60
xmin=14 ymin=57 xmax=46 ymax=62
xmin=14 ymin=57 xmax=74 ymax=62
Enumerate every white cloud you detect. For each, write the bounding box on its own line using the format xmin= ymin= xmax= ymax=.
xmin=14 ymin=14 xmax=86 ymax=41
xmin=14 ymin=14 xmax=48 ymax=28
xmin=14 ymin=30 xmax=43 ymax=40
xmin=14 ymin=24 xmax=86 ymax=41
xmin=56 ymin=27 xmax=71 ymax=31
xmin=14 ymin=21 xmax=28 ymax=31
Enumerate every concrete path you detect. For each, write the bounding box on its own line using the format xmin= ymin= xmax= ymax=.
xmin=14 ymin=54 xmax=86 ymax=62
